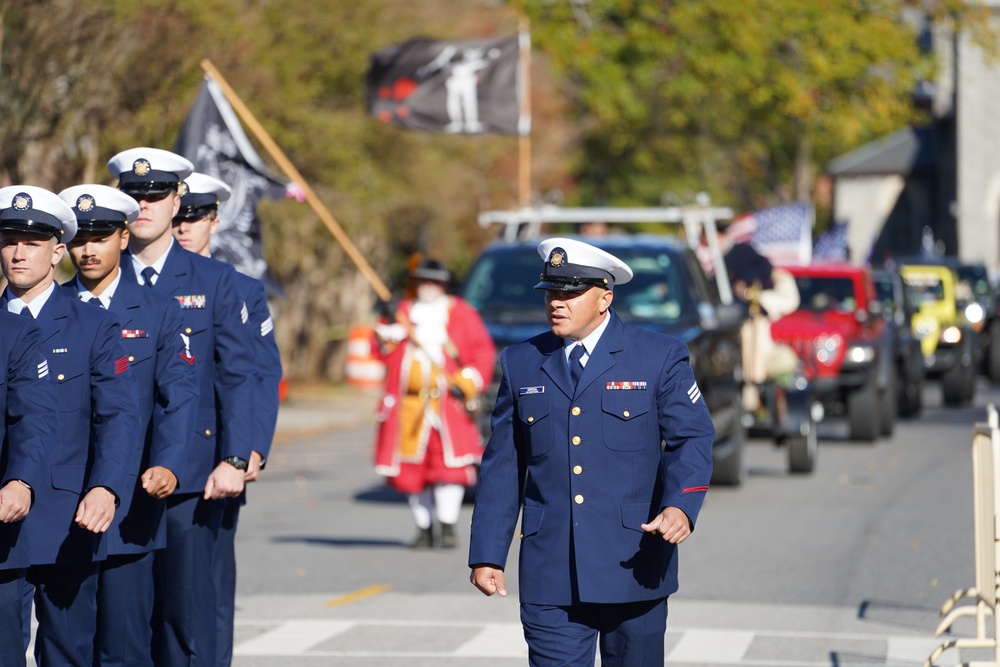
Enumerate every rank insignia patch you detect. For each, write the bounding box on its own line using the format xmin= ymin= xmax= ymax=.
xmin=175 ymin=294 xmax=206 ymax=309
xmin=240 ymin=303 xmax=248 ymax=324
xmin=37 ymin=360 xmax=48 ymax=379
xmin=260 ymin=316 xmax=273 ymax=337
xmin=121 ymin=329 xmax=148 ymax=339
xmin=179 ymin=333 xmax=195 ymax=365
xmin=114 ymin=356 xmax=129 ymax=375
xmin=687 ymin=381 xmax=702 ymax=404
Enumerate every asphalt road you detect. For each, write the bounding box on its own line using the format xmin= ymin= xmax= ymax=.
xmin=229 ymin=380 xmax=1000 ymax=665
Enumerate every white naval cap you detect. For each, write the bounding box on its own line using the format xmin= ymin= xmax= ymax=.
xmin=58 ymin=184 xmax=140 ymax=233
xmin=107 ymin=147 xmax=194 ymax=197
xmin=0 ymin=185 xmax=78 ymax=244
xmin=175 ymin=172 xmax=231 ymax=222
xmin=535 ymin=237 xmax=633 ymax=292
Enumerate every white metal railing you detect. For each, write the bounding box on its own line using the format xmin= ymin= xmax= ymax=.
xmin=477 ymin=203 xmax=736 ymax=305
xmin=925 ymin=404 xmax=1000 ymax=666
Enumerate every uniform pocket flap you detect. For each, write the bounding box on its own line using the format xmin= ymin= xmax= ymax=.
xmin=51 ymin=464 xmax=86 ymax=493
xmin=520 ymin=505 xmax=544 ymax=537
xmin=516 ymin=397 xmax=550 ymax=426
xmin=602 ymin=392 xmax=649 ymax=421
xmin=621 ymin=502 xmax=652 ymax=533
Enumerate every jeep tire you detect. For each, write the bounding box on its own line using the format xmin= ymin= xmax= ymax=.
xmin=880 ymin=372 xmax=897 ymax=437
xmin=942 ymin=357 xmax=971 ymax=406
xmin=988 ymin=320 xmax=1000 ymax=382
xmin=786 ymin=418 xmax=817 ymax=474
xmin=848 ymin=376 xmax=881 ymax=442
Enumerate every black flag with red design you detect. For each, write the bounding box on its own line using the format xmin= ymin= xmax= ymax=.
xmin=365 ymin=35 xmax=522 ymax=135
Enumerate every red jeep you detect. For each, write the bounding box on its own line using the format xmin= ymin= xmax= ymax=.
xmin=770 ymin=264 xmax=894 ymax=442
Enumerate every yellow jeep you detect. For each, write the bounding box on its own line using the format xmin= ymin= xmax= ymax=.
xmin=899 ymin=264 xmax=975 ymax=406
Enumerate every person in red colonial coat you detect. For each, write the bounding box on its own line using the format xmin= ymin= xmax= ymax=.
xmin=373 ymin=258 xmax=496 ymax=549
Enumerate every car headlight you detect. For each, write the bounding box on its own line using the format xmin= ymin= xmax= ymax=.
xmin=845 ymin=345 xmax=875 ymax=364
xmin=965 ymin=302 xmax=985 ymax=324
xmin=941 ymin=326 xmax=962 ymax=344
xmin=813 ymin=333 xmax=842 ymax=366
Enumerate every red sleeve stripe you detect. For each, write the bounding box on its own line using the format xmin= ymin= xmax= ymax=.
xmin=114 ymin=356 xmax=129 ymax=375
xmin=682 ymin=486 xmax=709 ymax=494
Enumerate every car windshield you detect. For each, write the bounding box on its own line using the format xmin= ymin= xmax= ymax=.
xmin=955 ymin=265 xmax=991 ymax=299
xmin=462 ymin=245 xmax=691 ymax=325
xmin=902 ymin=274 xmax=944 ymax=306
xmin=794 ymin=276 xmax=858 ymax=313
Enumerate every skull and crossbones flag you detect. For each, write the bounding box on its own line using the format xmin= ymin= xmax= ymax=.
xmin=366 ymin=35 xmax=524 ymax=136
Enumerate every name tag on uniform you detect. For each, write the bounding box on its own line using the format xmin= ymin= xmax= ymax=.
xmin=122 ymin=329 xmax=149 ymax=339
xmin=175 ymin=294 xmax=206 ymax=309
xmin=519 ymin=386 xmax=545 ymax=395
xmin=606 ymin=381 xmax=647 ymax=390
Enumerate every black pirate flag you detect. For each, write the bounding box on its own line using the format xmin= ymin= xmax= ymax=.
xmin=366 ymin=35 xmax=523 ymax=136
xmin=173 ymin=75 xmax=291 ymax=285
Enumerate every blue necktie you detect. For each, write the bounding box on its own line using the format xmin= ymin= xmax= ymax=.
xmin=568 ymin=344 xmax=585 ymax=387
xmin=19 ymin=307 xmax=33 ymax=320
xmin=141 ymin=266 xmax=157 ymax=288
xmin=88 ymin=297 xmax=104 ymax=308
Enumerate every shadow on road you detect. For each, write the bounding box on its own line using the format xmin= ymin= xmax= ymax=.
xmin=270 ymin=535 xmax=409 ymax=548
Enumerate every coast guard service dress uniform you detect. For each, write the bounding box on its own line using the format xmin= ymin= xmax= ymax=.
xmin=0 ymin=311 xmax=57 ymax=667
xmin=170 ymin=173 xmax=282 ymax=667
xmin=0 ymin=185 xmax=141 ymax=667
xmin=109 ymin=148 xmax=256 ymax=666
xmin=469 ymin=238 xmax=714 ymax=667
xmin=59 ymin=183 xmax=199 ymax=667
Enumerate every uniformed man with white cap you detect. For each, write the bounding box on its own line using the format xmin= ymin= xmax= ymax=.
xmin=172 ymin=172 xmax=282 ymax=666
xmin=0 ymin=301 xmax=57 ymax=667
xmin=469 ymin=237 xmax=715 ymax=667
xmin=0 ymin=185 xmax=141 ymax=666
xmin=60 ymin=183 xmax=199 ymax=667
xmin=107 ymin=148 xmax=256 ymax=666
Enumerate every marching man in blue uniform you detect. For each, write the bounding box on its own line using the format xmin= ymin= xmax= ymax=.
xmin=469 ymin=238 xmax=715 ymax=667
xmin=108 ymin=147 xmax=256 ymax=666
xmin=171 ymin=172 xmax=282 ymax=666
xmin=0 ymin=185 xmax=140 ymax=667
xmin=0 ymin=309 xmax=57 ymax=667
xmin=59 ymin=183 xmax=199 ymax=667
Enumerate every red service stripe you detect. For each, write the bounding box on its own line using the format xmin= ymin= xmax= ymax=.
xmin=114 ymin=357 xmax=129 ymax=374
xmin=681 ymin=486 xmax=709 ymax=494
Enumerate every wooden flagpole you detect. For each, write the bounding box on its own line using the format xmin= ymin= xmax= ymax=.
xmin=199 ymin=58 xmax=392 ymax=302
xmin=518 ymin=17 xmax=532 ymax=207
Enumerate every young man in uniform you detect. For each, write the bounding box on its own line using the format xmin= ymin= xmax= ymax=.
xmin=0 ymin=185 xmax=140 ymax=667
xmin=172 ymin=172 xmax=281 ymax=665
xmin=108 ymin=147 xmax=255 ymax=666
xmin=60 ymin=183 xmax=199 ymax=666
xmin=469 ymin=237 xmax=714 ymax=667
xmin=0 ymin=307 xmax=57 ymax=667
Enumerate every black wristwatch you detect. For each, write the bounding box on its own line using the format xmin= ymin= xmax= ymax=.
xmin=221 ymin=456 xmax=249 ymax=471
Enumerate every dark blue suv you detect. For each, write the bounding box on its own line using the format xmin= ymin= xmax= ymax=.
xmin=460 ymin=234 xmax=747 ymax=485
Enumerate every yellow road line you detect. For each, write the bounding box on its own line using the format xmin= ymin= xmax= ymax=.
xmin=324 ymin=583 xmax=392 ymax=607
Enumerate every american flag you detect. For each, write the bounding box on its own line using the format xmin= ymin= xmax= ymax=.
xmin=812 ymin=222 xmax=848 ymax=262
xmin=729 ymin=203 xmax=813 ymax=265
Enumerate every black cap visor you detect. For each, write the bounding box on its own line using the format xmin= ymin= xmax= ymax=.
xmin=0 ymin=209 xmax=63 ymax=239
xmin=174 ymin=203 xmax=218 ymax=223
xmin=533 ymin=261 xmax=613 ymax=292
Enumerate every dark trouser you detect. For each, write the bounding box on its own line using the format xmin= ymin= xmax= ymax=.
xmin=28 ymin=561 xmax=101 ymax=667
xmin=520 ymin=598 xmax=668 ymax=667
xmin=97 ymin=552 xmax=155 ymax=667
xmin=0 ymin=568 xmax=27 ymax=667
xmin=214 ymin=498 xmax=240 ymax=667
xmin=152 ymin=493 xmax=224 ymax=667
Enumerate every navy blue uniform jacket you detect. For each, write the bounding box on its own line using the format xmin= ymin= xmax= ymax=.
xmin=121 ymin=245 xmax=255 ymax=494
xmin=235 ymin=273 xmax=281 ymax=460
xmin=0 ymin=287 xmax=141 ymax=565
xmin=65 ymin=274 xmax=199 ymax=554
xmin=0 ymin=312 xmax=56 ymax=570
xmin=468 ymin=311 xmax=714 ymax=605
